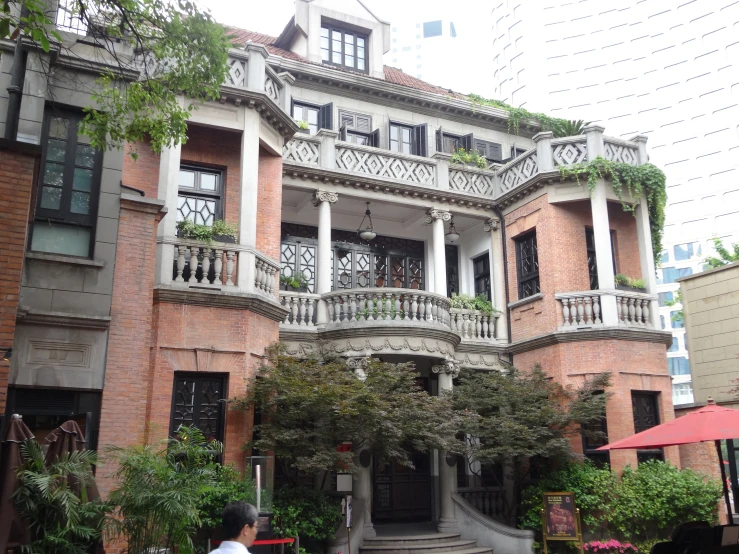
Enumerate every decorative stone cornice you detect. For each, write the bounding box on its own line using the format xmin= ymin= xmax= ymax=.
xmin=424 ymin=209 xmax=452 ymax=223
xmin=154 ymin=286 xmax=288 ymax=322
xmin=507 ymin=327 xmax=674 ymax=355
xmin=346 ymin=356 xmax=370 ymax=370
xmin=312 ymin=189 xmax=339 ymax=206
xmin=483 ymin=218 xmax=500 ymax=232
xmin=16 ymin=308 xmax=111 ymax=329
xmin=432 ymin=361 xmax=460 ymax=378
xmin=218 ymin=86 xmax=299 ymax=140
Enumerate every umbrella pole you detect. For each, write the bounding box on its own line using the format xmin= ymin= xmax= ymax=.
xmin=715 ymin=440 xmax=734 ymax=523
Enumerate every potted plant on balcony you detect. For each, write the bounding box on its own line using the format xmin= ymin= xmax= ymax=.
xmin=280 ymin=273 xmax=309 ymax=293
xmin=449 ymin=293 xmax=498 ymax=315
xmin=176 ymin=219 xmax=238 ymax=244
xmin=211 ymin=220 xmax=238 ymax=243
xmin=614 ymin=273 xmax=647 ymax=292
xmin=296 ymin=120 xmax=310 ymax=134
xmin=450 ymin=148 xmax=488 ymax=169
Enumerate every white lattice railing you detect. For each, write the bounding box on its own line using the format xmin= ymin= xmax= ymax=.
xmin=450 ymin=308 xmax=500 ymax=341
xmin=264 ymin=74 xmax=280 ymax=103
xmin=280 ymin=291 xmax=320 ymax=327
xmin=551 ymin=136 xmax=588 ymax=166
xmin=604 ymin=139 xmax=639 ymax=166
xmin=225 ymin=56 xmax=248 ymax=88
xmin=497 ymin=150 xmax=538 ymax=192
xmin=283 ymin=138 xmax=321 ymax=165
xmin=171 ymin=238 xmax=239 ymax=288
xmin=336 ymin=144 xmax=436 ymax=186
xmin=324 ymin=288 xmax=451 ymax=327
xmin=449 ymin=166 xmax=496 ymax=196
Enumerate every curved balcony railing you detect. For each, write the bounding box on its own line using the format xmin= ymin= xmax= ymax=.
xmin=450 ymin=308 xmax=500 ymax=342
xmin=325 ymin=288 xmax=451 ymax=327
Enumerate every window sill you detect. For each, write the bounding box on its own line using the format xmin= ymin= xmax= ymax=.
xmin=508 ymin=292 xmax=544 ymax=310
xmin=26 ymin=251 xmax=104 ymax=268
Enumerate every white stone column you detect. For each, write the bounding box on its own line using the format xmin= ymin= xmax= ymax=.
xmin=314 ymin=189 xmax=338 ymax=324
xmin=425 ymin=209 xmax=451 ymax=296
xmin=155 ymin=142 xmax=183 ymax=285
xmin=237 ymin=106 xmax=262 ymax=293
xmin=485 ymin=218 xmax=508 ymax=341
xmin=432 ymin=361 xmax=460 ymax=534
xmin=584 ymin=125 xmax=618 ymax=326
xmin=635 ymin=193 xmax=660 ymax=329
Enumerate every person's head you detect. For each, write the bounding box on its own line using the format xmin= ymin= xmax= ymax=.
xmin=222 ymin=501 xmax=259 ymax=546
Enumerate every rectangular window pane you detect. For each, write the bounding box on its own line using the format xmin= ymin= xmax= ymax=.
xmin=47 ymin=139 xmax=66 ymax=162
xmin=40 ymin=186 xmax=62 ymax=209
xmin=179 ymin=170 xmax=195 ymax=188
xmin=49 ymin=117 xmax=69 ymax=139
xmin=31 ymin=222 xmax=91 ymax=257
xmin=346 ymin=55 xmax=354 ymax=67
xmin=44 ymin=163 xmax=64 ymax=186
xmin=321 ymin=27 xmax=329 ymax=38
xmin=200 ymin=173 xmax=218 ymax=191
xmin=332 ymin=50 xmax=342 ymax=64
xmin=358 ymin=58 xmax=365 ymax=70
xmin=391 ymin=126 xmax=398 ymax=140
xmin=75 ymin=144 xmax=96 ymax=167
xmin=73 ymin=168 xmax=93 ymax=191
xmin=307 ymin=109 xmax=318 ymax=125
xmin=345 ymin=42 xmax=354 ymax=57
xmin=70 ymin=191 xmax=91 ymax=214
xmin=321 ymin=48 xmax=330 ymax=61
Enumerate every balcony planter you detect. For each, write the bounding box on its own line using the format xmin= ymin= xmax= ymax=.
xmin=616 ymin=284 xmax=646 ymax=293
xmin=280 ymin=274 xmax=309 ymax=293
xmin=281 ymin=284 xmax=309 ymax=293
xmin=212 ymin=234 xmax=236 ymax=244
xmin=297 ymin=128 xmax=310 ymax=135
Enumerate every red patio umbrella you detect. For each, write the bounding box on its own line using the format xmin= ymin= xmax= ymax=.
xmin=0 ymin=414 xmax=34 ymax=554
xmin=597 ymin=398 xmax=739 ymax=521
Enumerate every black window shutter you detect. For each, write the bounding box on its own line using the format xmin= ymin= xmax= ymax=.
xmin=489 ymin=142 xmax=503 ymax=161
xmin=370 ymin=128 xmax=380 ymax=148
xmin=435 ymin=127 xmax=442 ymax=154
xmin=339 ymin=124 xmax=348 ymax=142
xmin=461 ymin=133 xmax=474 ymax=151
xmin=319 ymin=102 xmax=333 ymax=131
xmin=414 ymin=124 xmax=428 ymax=157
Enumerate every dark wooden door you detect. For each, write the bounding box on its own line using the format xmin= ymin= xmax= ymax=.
xmin=170 ymin=374 xmax=226 ymax=443
xmin=373 ymin=451 xmax=432 ymax=522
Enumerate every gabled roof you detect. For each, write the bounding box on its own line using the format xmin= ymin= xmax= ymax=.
xmin=226 ymin=27 xmax=466 ymax=100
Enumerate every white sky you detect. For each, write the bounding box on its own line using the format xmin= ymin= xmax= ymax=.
xmin=204 ymin=0 xmax=495 ymax=95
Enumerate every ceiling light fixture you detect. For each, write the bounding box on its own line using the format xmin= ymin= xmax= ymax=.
xmin=357 ymin=202 xmax=377 ymax=241
xmin=445 ymin=216 xmax=460 ymax=243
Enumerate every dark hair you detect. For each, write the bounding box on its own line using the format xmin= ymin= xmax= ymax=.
xmin=222 ymin=501 xmax=258 ymax=539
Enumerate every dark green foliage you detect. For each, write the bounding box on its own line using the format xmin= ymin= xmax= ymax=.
xmin=13 ymin=440 xmax=109 ymax=554
xmin=552 ymin=120 xmax=592 ymax=138
xmin=272 ymin=486 xmax=342 ymax=551
xmin=467 ymin=93 xmax=569 ymax=136
xmin=233 ymin=348 xmax=469 ymax=483
xmin=452 ymin=365 xmax=611 ymax=525
xmin=106 ymin=425 xmax=222 ymax=554
xmin=196 ymin=464 xmax=257 ymax=532
xmin=520 ymin=461 xmax=722 ymax=552
xmin=559 ymin=158 xmax=667 ymax=265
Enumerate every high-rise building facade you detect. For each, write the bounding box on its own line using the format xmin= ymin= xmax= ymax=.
xmin=388 ymin=18 xmax=458 ymax=89
xmin=490 ymin=0 xmax=739 ymax=406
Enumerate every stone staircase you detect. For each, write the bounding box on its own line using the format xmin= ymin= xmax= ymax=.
xmin=360 ymin=528 xmax=493 ymax=554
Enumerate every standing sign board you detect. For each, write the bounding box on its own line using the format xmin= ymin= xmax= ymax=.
xmin=541 ymin=492 xmax=583 ymax=554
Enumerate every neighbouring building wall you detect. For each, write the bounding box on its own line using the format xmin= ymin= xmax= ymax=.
xmin=0 ymin=142 xmax=38 ymax=412
xmin=679 ymin=262 xmax=739 ymax=407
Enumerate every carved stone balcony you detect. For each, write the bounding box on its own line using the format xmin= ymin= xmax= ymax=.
xmin=450 ymin=308 xmax=501 ymax=343
xmin=555 ymin=290 xmax=658 ymax=330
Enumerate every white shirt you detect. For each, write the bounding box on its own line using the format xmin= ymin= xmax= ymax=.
xmin=210 ymin=541 xmax=250 ymax=554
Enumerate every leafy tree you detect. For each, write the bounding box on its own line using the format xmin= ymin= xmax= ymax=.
xmin=452 ymin=365 xmax=611 ymax=526
xmin=196 ymin=464 xmax=257 ymax=534
xmin=2 ymin=0 xmax=230 ymax=155
xmin=13 ymin=440 xmax=109 ymax=554
xmin=552 ymin=119 xmax=592 ymax=138
xmin=234 ymin=348 xmax=470 ymax=485
xmin=271 ymin=486 xmax=342 ymax=553
xmin=704 ymin=237 xmax=739 ymax=269
xmin=106 ymin=425 xmax=222 ymax=554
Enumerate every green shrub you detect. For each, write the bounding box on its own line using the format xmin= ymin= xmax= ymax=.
xmin=609 ymin=461 xmax=721 ymax=547
xmin=272 ymin=487 xmax=342 ymax=553
xmin=450 ymin=293 xmax=497 ymax=315
xmin=450 ymin=148 xmax=488 ymax=169
xmin=197 ymin=464 xmax=257 ymax=532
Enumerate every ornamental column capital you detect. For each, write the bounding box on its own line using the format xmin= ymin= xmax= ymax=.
xmin=347 ymin=356 xmax=370 ymax=380
xmin=431 ymin=361 xmax=460 ymax=378
xmin=484 ymin=218 xmax=501 ymax=232
xmin=425 ymin=209 xmax=452 ymax=224
xmin=312 ymin=189 xmax=338 ymax=206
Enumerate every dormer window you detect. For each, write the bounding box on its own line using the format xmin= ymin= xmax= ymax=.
xmin=321 ymin=25 xmax=367 ymax=73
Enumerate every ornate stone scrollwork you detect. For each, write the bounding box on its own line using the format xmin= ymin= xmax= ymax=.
xmin=483 ymin=218 xmax=500 ymax=232
xmin=431 ymin=361 xmax=460 ymax=378
xmin=312 ymin=189 xmax=339 ymax=206
xmin=346 ymin=356 xmax=370 ymax=380
xmin=424 ymin=209 xmax=452 ymax=224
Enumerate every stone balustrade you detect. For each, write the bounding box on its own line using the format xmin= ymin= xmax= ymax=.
xmin=450 ymin=308 xmax=500 ymax=341
xmin=280 ymin=291 xmax=320 ymax=327
xmin=497 ymin=150 xmax=539 ymax=193
xmin=254 ymin=253 xmax=279 ymax=298
xmin=336 ymin=143 xmax=436 ymax=186
xmin=551 ymin=136 xmax=588 ymax=166
xmin=171 ymin=239 xmax=238 ymax=288
xmin=282 ymin=136 xmax=321 ymax=165
xmin=449 ymin=166 xmax=496 ymax=196
xmin=324 ymin=288 xmax=451 ymax=327
xmin=556 ymin=290 xmax=656 ymax=329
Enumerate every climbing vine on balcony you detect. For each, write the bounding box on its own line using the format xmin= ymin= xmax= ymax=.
xmin=467 ymin=93 xmax=569 ymax=136
xmin=558 ymin=157 xmax=667 ymax=265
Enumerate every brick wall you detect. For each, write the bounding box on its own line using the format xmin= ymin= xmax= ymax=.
xmin=514 ymin=339 xmax=677 ymax=473
xmin=505 ymin=193 xmax=642 ymax=342
xmin=123 ymin=140 xmax=160 ymax=198
xmin=256 ymin=148 xmax=283 ymax=260
xmin=0 ymin=143 xmax=37 ymax=412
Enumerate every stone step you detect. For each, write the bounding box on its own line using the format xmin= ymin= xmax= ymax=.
xmin=359 ymin=539 xmax=480 ymax=554
xmin=363 ymin=533 xmax=461 ymax=546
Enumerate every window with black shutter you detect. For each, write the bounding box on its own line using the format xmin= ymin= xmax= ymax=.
xmin=474 ymin=139 xmax=503 ymax=163
xmin=292 ymin=101 xmax=332 ymax=134
xmin=31 ymin=111 xmax=103 ymax=258
xmin=446 ymin=244 xmax=459 ymax=298
xmin=631 ymin=392 xmax=664 ymax=463
xmin=473 ymin=253 xmax=491 ymax=300
xmin=515 ymin=232 xmax=540 ymax=299
xmin=389 ymin=122 xmax=428 ymax=156
xmin=339 ymin=110 xmax=380 ymax=147
xmin=177 ymin=166 xmax=222 ymax=226
xmin=170 ymin=373 xmax=226 ymax=443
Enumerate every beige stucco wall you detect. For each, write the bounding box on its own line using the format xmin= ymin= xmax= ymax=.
xmin=679 ymin=261 xmax=739 ymax=405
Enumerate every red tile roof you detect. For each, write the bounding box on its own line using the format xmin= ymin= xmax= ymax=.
xmin=226 ymin=26 xmax=466 ymax=100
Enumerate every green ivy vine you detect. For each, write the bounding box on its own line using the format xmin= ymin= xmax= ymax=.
xmin=467 ymin=93 xmax=569 ymax=136
xmin=558 ymin=157 xmax=667 ymax=265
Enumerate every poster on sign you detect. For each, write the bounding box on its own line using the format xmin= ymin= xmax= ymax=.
xmin=543 ymin=492 xmax=577 ymax=539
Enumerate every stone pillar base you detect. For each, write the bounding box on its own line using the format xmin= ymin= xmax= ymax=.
xmin=437 ymin=517 xmax=460 ymax=534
